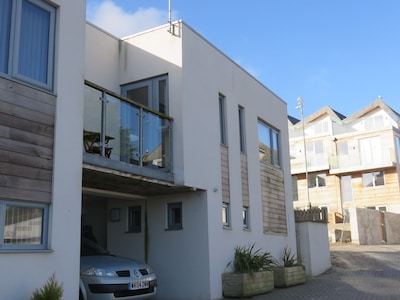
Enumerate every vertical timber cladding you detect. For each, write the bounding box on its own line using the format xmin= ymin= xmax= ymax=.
xmin=260 ymin=163 xmax=287 ymax=234
xmin=0 ymin=78 xmax=55 ymax=204
xmin=221 ymin=145 xmax=230 ymax=203
xmin=241 ymin=153 xmax=249 ymax=207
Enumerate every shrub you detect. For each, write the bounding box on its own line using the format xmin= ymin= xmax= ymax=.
xmin=31 ymin=273 xmax=63 ymax=300
xmin=232 ymin=243 xmax=273 ymax=273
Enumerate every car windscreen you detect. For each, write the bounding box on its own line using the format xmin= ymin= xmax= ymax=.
xmin=81 ymin=238 xmax=110 ymax=256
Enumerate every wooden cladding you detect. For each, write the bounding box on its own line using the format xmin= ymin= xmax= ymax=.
xmin=241 ymin=153 xmax=249 ymax=207
xmin=0 ymin=78 xmax=55 ymax=203
xmin=221 ymin=145 xmax=230 ymax=203
xmin=260 ymin=163 xmax=287 ymax=234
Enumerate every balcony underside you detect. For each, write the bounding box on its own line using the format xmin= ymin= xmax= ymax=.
xmin=82 ymin=160 xmax=196 ymax=197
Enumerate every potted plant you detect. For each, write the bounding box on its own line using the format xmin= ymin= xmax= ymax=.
xmin=222 ymin=243 xmax=274 ymax=298
xmin=273 ymin=246 xmax=306 ymax=288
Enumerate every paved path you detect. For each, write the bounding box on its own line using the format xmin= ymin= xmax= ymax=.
xmin=246 ymin=244 xmax=400 ymax=300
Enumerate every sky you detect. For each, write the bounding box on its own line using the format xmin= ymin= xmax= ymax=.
xmin=86 ymin=0 xmax=400 ymax=118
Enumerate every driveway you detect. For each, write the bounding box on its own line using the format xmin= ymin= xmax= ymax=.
xmin=249 ymin=244 xmax=400 ymax=300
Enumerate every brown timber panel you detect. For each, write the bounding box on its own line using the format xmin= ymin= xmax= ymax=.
xmin=260 ymin=163 xmax=287 ymax=234
xmin=221 ymin=145 xmax=230 ymax=203
xmin=241 ymin=153 xmax=249 ymax=207
xmin=0 ymin=78 xmax=55 ymax=203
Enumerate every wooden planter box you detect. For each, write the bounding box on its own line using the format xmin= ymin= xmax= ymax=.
xmin=273 ymin=265 xmax=306 ymax=288
xmin=222 ymin=271 xmax=274 ymax=298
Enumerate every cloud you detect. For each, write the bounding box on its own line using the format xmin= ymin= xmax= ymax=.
xmin=87 ymin=1 xmax=168 ymax=37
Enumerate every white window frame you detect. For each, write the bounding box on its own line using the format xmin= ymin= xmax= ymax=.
xmin=362 ymin=171 xmax=385 ymax=188
xmin=1 ymin=0 xmax=56 ymax=91
xmin=242 ymin=206 xmax=250 ymax=230
xmin=308 ymin=172 xmax=327 ymax=188
xmin=0 ymin=201 xmax=49 ymax=251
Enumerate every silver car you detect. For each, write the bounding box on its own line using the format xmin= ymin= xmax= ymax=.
xmin=80 ymin=238 xmax=157 ymax=300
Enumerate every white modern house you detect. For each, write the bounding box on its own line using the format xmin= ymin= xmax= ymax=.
xmin=1 ymin=1 xmax=296 ymax=299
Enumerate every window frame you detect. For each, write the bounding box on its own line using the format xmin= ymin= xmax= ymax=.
xmin=167 ymin=202 xmax=182 ymax=230
xmin=222 ymin=202 xmax=231 ymax=228
xmin=127 ymin=206 xmax=141 ymax=233
xmin=258 ymin=120 xmax=281 ymax=167
xmin=1 ymin=0 xmax=56 ymax=91
xmin=308 ymin=172 xmax=327 ymax=188
xmin=362 ymin=171 xmax=385 ymax=188
xmin=242 ymin=206 xmax=250 ymax=230
xmin=238 ymin=106 xmax=246 ymax=153
xmin=0 ymin=200 xmax=49 ymax=251
xmin=219 ymin=94 xmax=228 ymax=146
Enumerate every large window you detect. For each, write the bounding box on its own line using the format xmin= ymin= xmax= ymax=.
xmin=362 ymin=171 xmax=384 ymax=188
xmin=0 ymin=201 xmax=49 ymax=251
xmin=258 ymin=121 xmax=280 ymax=167
xmin=1 ymin=0 xmax=56 ymax=91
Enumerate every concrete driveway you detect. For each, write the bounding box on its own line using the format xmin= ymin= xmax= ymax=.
xmin=248 ymin=244 xmax=400 ymax=300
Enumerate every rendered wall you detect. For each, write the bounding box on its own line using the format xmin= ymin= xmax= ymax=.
xmin=296 ymin=222 xmax=331 ymax=276
xmin=0 ymin=0 xmax=85 ymax=299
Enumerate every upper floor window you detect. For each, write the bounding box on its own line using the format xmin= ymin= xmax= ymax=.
xmin=238 ymin=106 xmax=246 ymax=153
xmin=258 ymin=121 xmax=280 ymax=167
xmin=1 ymin=0 xmax=56 ymax=91
xmin=122 ymin=75 xmax=168 ymax=114
xmin=362 ymin=171 xmax=384 ymax=188
xmin=219 ymin=94 xmax=228 ymax=146
xmin=167 ymin=202 xmax=182 ymax=230
xmin=0 ymin=201 xmax=49 ymax=251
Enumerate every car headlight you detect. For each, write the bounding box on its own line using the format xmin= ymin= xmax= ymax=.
xmin=81 ymin=268 xmax=118 ymax=277
xmin=146 ymin=267 xmax=154 ymax=274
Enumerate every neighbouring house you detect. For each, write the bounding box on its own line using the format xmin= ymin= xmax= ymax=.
xmin=0 ymin=1 xmax=296 ymax=299
xmin=289 ymin=98 xmax=400 ymax=243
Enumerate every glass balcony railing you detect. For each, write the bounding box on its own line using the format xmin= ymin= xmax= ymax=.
xmin=83 ymin=82 xmax=172 ymax=172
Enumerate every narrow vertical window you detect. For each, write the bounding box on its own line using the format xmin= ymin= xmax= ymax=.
xmin=222 ymin=202 xmax=230 ymax=228
xmin=127 ymin=206 xmax=141 ymax=233
xmin=292 ymin=175 xmax=298 ymax=201
xmin=219 ymin=94 xmax=227 ymax=145
xmin=258 ymin=120 xmax=280 ymax=167
xmin=238 ymin=106 xmax=246 ymax=153
xmin=242 ymin=206 xmax=249 ymax=229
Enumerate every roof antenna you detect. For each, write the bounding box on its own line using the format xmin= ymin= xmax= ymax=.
xmin=168 ymin=0 xmax=172 ymax=33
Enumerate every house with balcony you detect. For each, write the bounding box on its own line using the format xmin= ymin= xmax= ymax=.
xmin=289 ymin=99 xmax=400 ymax=243
xmin=0 ymin=1 xmax=296 ymax=299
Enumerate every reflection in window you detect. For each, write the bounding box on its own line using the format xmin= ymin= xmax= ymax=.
xmin=362 ymin=171 xmax=384 ymax=187
xmin=222 ymin=202 xmax=230 ymax=228
xmin=1 ymin=202 xmax=48 ymax=250
xmin=258 ymin=121 xmax=280 ymax=167
xmin=308 ymin=173 xmax=326 ymax=188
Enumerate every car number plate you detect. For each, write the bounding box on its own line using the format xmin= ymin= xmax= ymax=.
xmin=128 ymin=281 xmax=149 ymax=290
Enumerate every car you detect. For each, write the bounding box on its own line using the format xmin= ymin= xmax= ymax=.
xmin=80 ymin=238 xmax=157 ymax=300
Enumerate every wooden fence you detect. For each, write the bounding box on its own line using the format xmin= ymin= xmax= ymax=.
xmin=295 ymin=207 xmax=328 ymax=223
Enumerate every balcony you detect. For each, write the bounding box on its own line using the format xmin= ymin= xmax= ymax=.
xmin=329 ymin=148 xmax=397 ymax=174
xmin=290 ymin=152 xmax=330 ymax=174
xmin=82 ymin=81 xmax=173 ymax=185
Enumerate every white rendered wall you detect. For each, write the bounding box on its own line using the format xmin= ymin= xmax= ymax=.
xmin=1 ymin=1 xmax=85 ymax=299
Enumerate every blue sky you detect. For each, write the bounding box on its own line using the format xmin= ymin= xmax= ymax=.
xmin=86 ymin=0 xmax=400 ymax=118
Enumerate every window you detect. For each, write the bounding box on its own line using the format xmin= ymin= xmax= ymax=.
xmin=292 ymin=176 xmax=298 ymax=201
xmin=362 ymin=171 xmax=384 ymax=187
xmin=258 ymin=121 xmax=280 ymax=167
xmin=308 ymin=172 xmax=326 ymax=188
xmin=219 ymin=94 xmax=227 ymax=145
xmin=127 ymin=206 xmax=141 ymax=233
xmin=1 ymin=0 xmax=56 ymax=91
xmin=238 ymin=106 xmax=246 ymax=153
xmin=222 ymin=202 xmax=230 ymax=228
xmin=359 ymin=136 xmax=381 ymax=165
xmin=0 ymin=201 xmax=49 ymax=251
xmin=242 ymin=206 xmax=249 ymax=229
xmin=122 ymin=75 xmax=168 ymax=114
xmin=396 ymin=136 xmax=400 ymax=163
xmin=167 ymin=202 xmax=182 ymax=230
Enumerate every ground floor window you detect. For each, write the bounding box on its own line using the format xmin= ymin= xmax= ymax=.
xmin=0 ymin=201 xmax=49 ymax=251
xmin=167 ymin=202 xmax=182 ymax=230
xmin=242 ymin=206 xmax=249 ymax=229
xmin=362 ymin=171 xmax=384 ymax=187
xmin=222 ymin=202 xmax=231 ymax=228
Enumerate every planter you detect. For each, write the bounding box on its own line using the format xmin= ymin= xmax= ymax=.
xmin=273 ymin=265 xmax=306 ymax=288
xmin=222 ymin=271 xmax=274 ymax=298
